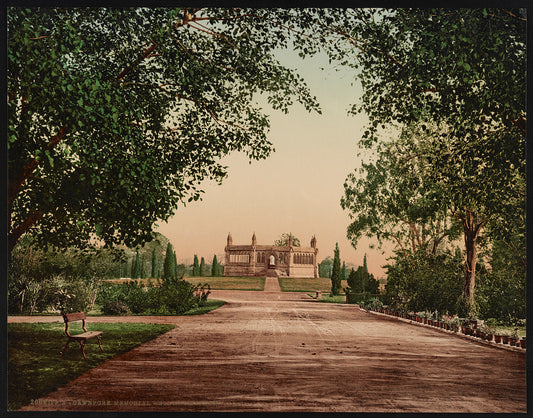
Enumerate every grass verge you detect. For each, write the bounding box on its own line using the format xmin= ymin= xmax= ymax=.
xmin=318 ymin=294 xmax=347 ymax=304
xmin=278 ymin=277 xmax=348 ymax=293
xmin=185 ymin=276 xmax=265 ymax=291
xmin=8 ymin=322 xmax=175 ymax=411
xmin=182 ymin=299 xmax=226 ymax=315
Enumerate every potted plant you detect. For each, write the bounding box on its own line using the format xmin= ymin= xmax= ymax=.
xmin=448 ymin=316 xmax=462 ymax=333
xmin=508 ymin=336 xmax=519 ymax=347
xmin=479 ymin=324 xmax=494 ymax=342
xmin=460 ymin=319 xmax=471 ymax=335
xmin=484 ymin=329 xmax=494 ymax=342
xmin=468 ymin=318 xmax=484 ymax=331
xmin=508 ymin=328 xmax=520 ymax=347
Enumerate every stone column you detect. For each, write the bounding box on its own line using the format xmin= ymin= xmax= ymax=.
xmin=251 ymin=248 xmax=256 ymax=276
xmin=288 ymin=247 xmax=293 ymax=277
xmin=313 ymin=248 xmax=319 ymax=278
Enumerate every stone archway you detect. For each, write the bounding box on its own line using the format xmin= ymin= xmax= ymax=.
xmin=268 ymin=252 xmax=277 ymax=268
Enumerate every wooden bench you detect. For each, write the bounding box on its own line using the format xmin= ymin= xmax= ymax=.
xmin=60 ymin=312 xmax=103 ymax=360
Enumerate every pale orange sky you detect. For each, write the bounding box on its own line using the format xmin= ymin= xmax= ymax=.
xmin=156 ymin=50 xmax=392 ymax=277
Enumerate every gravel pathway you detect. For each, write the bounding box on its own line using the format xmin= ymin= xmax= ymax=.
xmin=12 ymin=288 xmax=526 ymax=412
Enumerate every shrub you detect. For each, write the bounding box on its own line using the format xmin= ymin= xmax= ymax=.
xmin=346 ymin=291 xmax=381 ymax=305
xmin=96 ymin=282 xmax=126 ymax=306
xmin=124 ymin=281 xmax=152 ymax=314
xmin=383 ymin=249 xmax=463 ymax=314
xmin=475 ymin=241 xmax=525 ymax=325
xmin=52 ymin=275 xmax=96 ymax=314
xmin=364 ymin=297 xmax=384 ymax=310
xmin=160 ymin=279 xmax=197 ymax=314
xmin=103 ymin=302 xmax=131 ymax=315
xmin=95 ymin=276 xmax=208 ymax=315
xmin=195 ymin=283 xmax=211 ymax=306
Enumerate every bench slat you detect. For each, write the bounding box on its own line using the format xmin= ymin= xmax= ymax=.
xmin=69 ymin=331 xmax=103 ymax=340
xmin=64 ymin=312 xmax=86 ymax=322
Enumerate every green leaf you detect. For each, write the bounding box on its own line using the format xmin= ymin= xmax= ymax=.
xmin=46 ymin=152 xmax=54 ymax=168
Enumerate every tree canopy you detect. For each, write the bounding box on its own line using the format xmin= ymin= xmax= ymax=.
xmin=274 ymin=233 xmax=300 ymax=247
xmin=342 ymin=123 xmax=462 ymax=257
xmin=8 ymin=7 xmax=330 ymax=254
xmin=339 ymin=8 xmax=526 ymax=312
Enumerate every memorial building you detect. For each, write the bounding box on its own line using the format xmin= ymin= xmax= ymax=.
xmin=224 ymin=233 xmax=319 ymax=278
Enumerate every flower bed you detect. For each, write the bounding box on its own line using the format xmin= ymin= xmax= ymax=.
xmin=363 ymin=307 xmax=526 ymax=350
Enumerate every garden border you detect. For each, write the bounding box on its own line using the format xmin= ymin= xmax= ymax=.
xmin=360 ymin=306 xmax=526 ymax=354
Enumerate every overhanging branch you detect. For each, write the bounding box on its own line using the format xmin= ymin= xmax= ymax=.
xmin=8 ymin=126 xmax=67 ymax=210
xmin=116 ymin=43 xmax=158 ymax=81
xmin=9 ymin=210 xmax=43 ymax=254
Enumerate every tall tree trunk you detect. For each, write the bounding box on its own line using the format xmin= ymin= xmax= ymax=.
xmin=431 ymin=232 xmax=449 ymax=255
xmin=461 ymin=211 xmax=485 ymax=312
xmin=20 ymin=290 xmax=25 ymax=314
xmin=90 ymin=289 xmax=98 ymax=311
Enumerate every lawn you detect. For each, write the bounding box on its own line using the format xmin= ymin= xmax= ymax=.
xmin=185 ymin=276 xmax=265 ymax=291
xmin=278 ymin=277 xmax=348 ymax=293
xmin=317 ymin=294 xmax=347 ymax=303
xmin=8 ymin=322 xmax=175 ymax=410
xmin=181 ymin=299 xmax=226 ymax=315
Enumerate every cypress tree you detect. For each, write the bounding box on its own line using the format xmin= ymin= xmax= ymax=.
xmin=200 ymin=257 xmax=206 ymax=277
xmin=193 ymin=254 xmax=200 ymax=276
xmin=132 ymin=251 xmax=141 ymax=279
xmin=211 ymin=255 xmax=218 ymax=277
xmin=163 ymin=242 xmax=174 ymax=279
xmin=347 ymin=268 xmax=357 ymax=290
xmin=173 ymin=251 xmax=178 ymax=278
xmin=341 ymin=261 xmax=347 ymax=282
xmin=330 ymin=243 xmax=341 ymax=295
xmin=130 ymin=256 xmax=135 ymax=278
xmin=151 ymin=248 xmax=158 ymax=278
xmin=362 ymin=253 xmax=369 ymax=293
xmin=367 ymin=273 xmax=380 ymax=294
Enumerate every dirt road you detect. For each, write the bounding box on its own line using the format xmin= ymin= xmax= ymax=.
xmin=16 ymin=283 xmax=526 ymax=412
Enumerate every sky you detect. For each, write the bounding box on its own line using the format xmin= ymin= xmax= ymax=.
xmin=156 ymin=49 xmax=392 ymax=277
